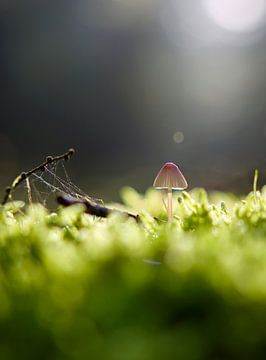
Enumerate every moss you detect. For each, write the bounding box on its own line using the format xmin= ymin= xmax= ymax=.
xmin=0 ymin=187 xmax=266 ymax=359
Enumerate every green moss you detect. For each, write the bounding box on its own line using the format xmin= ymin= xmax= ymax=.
xmin=0 ymin=187 xmax=266 ymax=359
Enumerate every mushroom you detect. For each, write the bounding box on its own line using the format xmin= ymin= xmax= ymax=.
xmin=153 ymin=162 xmax=188 ymax=223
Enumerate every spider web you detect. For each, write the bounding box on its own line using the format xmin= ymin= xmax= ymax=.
xmin=12 ymin=160 xmax=100 ymax=210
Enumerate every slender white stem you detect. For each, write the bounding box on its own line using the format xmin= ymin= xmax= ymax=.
xmin=167 ymin=188 xmax=173 ymax=223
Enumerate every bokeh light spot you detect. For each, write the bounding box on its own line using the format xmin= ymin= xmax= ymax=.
xmin=173 ymin=131 xmax=184 ymax=143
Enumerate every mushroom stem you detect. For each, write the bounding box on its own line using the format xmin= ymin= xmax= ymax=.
xmin=167 ymin=188 xmax=173 ymax=223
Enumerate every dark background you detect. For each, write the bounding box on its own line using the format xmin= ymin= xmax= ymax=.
xmin=0 ymin=0 xmax=265 ymax=200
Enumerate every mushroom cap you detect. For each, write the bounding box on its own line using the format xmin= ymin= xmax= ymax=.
xmin=153 ymin=162 xmax=188 ymax=190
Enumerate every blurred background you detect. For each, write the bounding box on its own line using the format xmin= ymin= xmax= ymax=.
xmin=0 ymin=0 xmax=265 ymax=201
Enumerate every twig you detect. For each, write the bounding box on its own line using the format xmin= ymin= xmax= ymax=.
xmin=2 ymin=148 xmax=75 ymax=205
xmin=26 ymin=177 xmax=33 ymax=206
xmin=57 ymin=195 xmax=141 ymax=223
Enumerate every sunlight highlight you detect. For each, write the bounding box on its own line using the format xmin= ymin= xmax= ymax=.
xmin=202 ymin=0 xmax=265 ymax=32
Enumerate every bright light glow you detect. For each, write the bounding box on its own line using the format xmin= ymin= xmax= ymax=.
xmin=202 ymin=0 xmax=265 ymax=32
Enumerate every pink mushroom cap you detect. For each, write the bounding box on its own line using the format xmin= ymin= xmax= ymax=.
xmin=153 ymin=162 xmax=188 ymax=190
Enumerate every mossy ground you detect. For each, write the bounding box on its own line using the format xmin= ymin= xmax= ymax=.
xmin=0 ymin=186 xmax=266 ymax=359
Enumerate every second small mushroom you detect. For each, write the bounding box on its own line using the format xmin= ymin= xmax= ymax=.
xmin=153 ymin=162 xmax=188 ymax=223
